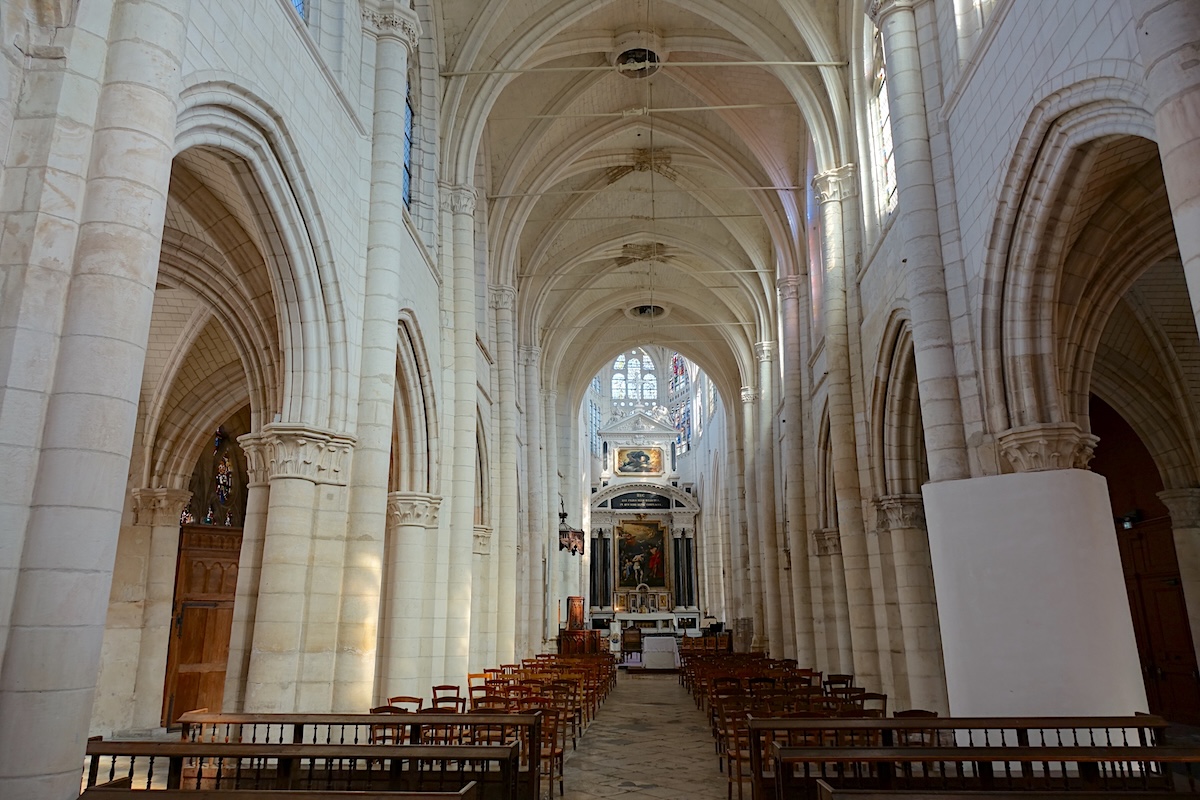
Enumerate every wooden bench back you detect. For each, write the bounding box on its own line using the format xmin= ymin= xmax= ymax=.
xmin=82 ymin=741 xmax=518 ymax=800
xmin=745 ymin=715 xmax=1171 ymax=800
xmin=81 ymin=784 xmax=478 ymax=799
xmin=177 ymin=710 xmax=542 ymax=800
xmin=774 ymin=743 xmax=1200 ymax=799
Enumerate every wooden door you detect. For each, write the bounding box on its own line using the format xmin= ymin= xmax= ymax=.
xmin=162 ymin=524 xmax=242 ymax=726
xmin=1117 ymin=516 xmax=1200 ymax=723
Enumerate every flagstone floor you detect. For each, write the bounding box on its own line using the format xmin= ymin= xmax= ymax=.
xmin=560 ymin=671 xmax=729 ymax=800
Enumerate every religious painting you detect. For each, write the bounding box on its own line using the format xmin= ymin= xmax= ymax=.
xmin=614 ymin=446 xmax=664 ymax=476
xmin=616 ymin=520 xmax=667 ymax=588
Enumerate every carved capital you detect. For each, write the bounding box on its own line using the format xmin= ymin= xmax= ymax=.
xmin=387 ymin=492 xmax=442 ymax=528
xmin=440 ymin=184 xmax=476 ymax=215
xmin=489 ymin=285 xmax=517 ymax=311
xmin=473 ymin=525 xmax=492 ymax=555
xmin=362 ymin=6 xmax=420 ymax=51
xmin=867 ymin=0 xmax=916 ymax=26
xmin=777 ymin=275 xmax=804 ymax=301
xmin=811 ymin=527 xmax=841 ymax=557
xmin=131 ymin=487 xmax=192 ymax=527
xmin=740 ymin=386 xmax=758 ymax=405
xmin=875 ymin=494 xmax=926 ymax=531
xmin=257 ymin=423 xmax=357 ymax=485
xmin=237 ymin=433 xmax=271 ymax=485
xmin=519 ymin=345 xmax=541 ymax=367
xmin=1159 ymin=489 xmax=1200 ymax=529
xmin=997 ymin=423 xmax=1098 ymax=472
xmin=755 ymin=341 xmax=775 ymax=363
xmin=812 ymin=164 xmax=858 ymax=204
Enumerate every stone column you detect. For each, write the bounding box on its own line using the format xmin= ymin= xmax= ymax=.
xmin=334 ymin=3 xmax=421 ymax=712
xmin=869 ymin=0 xmax=969 ymax=483
xmin=544 ymin=390 xmax=561 ymax=642
xmin=1131 ymin=2 xmax=1200 ymax=338
xmin=923 ymin=430 xmax=1146 ymax=715
xmin=875 ymin=494 xmax=947 ymax=714
xmin=225 ymin=435 xmax=271 ymax=711
xmin=129 ymin=488 xmax=192 ymax=730
xmin=522 ymin=346 xmax=546 ymax=656
xmin=243 ymin=424 xmax=355 ymax=712
xmin=490 ymin=286 xmax=519 ymax=663
xmin=755 ymin=342 xmax=786 ymax=657
xmin=813 ymin=528 xmax=854 ymax=672
xmin=379 ymin=492 xmax=440 ymax=701
xmin=741 ymin=386 xmax=767 ymax=651
xmin=470 ymin=525 xmax=494 ymax=670
xmin=814 ymin=164 xmax=879 ymax=687
xmin=0 ymin=1 xmax=187 ymax=794
xmin=778 ymin=276 xmax=816 ymax=664
xmin=725 ymin=421 xmax=748 ymax=640
xmin=445 ymin=185 xmax=478 ymax=681
xmin=1158 ymin=489 xmax=1200 ymax=666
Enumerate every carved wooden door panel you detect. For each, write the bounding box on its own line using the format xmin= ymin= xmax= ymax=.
xmin=162 ymin=524 xmax=242 ymax=726
xmin=1118 ymin=517 xmax=1200 ymax=724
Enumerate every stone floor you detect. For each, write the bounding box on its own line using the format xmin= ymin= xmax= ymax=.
xmin=559 ymin=671 xmax=728 ymax=800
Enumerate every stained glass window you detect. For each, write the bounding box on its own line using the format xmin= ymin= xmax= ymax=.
xmin=611 ymin=349 xmax=654 ymax=408
xmin=589 ymin=399 xmax=602 ymax=456
xmin=181 ymin=427 xmax=245 ymax=527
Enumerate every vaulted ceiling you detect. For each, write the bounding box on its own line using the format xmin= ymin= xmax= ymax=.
xmin=437 ymin=0 xmax=854 ymax=410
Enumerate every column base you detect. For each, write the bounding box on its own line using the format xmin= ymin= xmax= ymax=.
xmin=923 ymin=470 xmax=1146 ymax=717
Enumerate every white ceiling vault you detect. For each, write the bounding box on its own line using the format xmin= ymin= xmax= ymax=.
xmin=436 ymin=0 xmax=854 ymax=410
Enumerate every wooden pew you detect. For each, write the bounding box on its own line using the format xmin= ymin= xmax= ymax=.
xmin=814 ymin=781 xmax=1189 ymax=799
xmin=176 ymin=711 xmax=542 ymax=800
xmin=773 ymin=744 xmax=1200 ymax=799
xmin=746 ymin=715 xmax=1171 ymax=800
xmin=82 ymin=785 xmax=477 ymax=799
xmin=81 ymin=740 xmax=517 ymax=800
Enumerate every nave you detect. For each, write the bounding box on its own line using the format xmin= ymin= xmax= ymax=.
xmin=561 ymin=673 xmax=724 ymax=800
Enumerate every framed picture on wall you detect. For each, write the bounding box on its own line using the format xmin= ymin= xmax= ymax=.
xmin=616 ymin=520 xmax=667 ymax=588
xmin=614 ymin=446 xmax=664 ymax=476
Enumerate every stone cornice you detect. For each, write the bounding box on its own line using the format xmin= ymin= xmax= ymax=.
xmin=755 ymin=341 xmax=775 ymax=363
xmin=237 ymin=433 xmax=271 ymax=485
xmin=387 ymin=491 xmax=442 ymax=528
xmin=1159 ymin=488 xmax=1200 ymax=529
xmin=361 ymin=5 xmax=420 ymax=51
xmin=996 ymin=423 xmax=1097 ymax=472
xmin=740 ymin=386 xmax=758 ymax=404
xmin=131 ymin=487 xmax=192 ymax=527
xmin=489 ymin=285 xmax=517 ymax=310
xmin=813 ymin=164 xmax=858 ymax=204
xmin=254 ymin=424 xmax=357 ymax=485
xmin=875 ymin=493 xmax=926 ymax=530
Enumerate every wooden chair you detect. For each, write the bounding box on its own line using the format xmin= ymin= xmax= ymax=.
xmin=518 ymin=697 xmax=564 ymax=797
xmin=719 ymin=704 xmax=752 ymax=800
xmin=894 ymin=708 xmax=938 ymax=718
xmin=432 ymin=684 xmax=462 ymax=700
xmin=861 ymin=692 xmax=888 ymax=718
xmin=823 ymin=673 xmax=854 ymax=691
xmin=367 ymin=705 xmax=410 ymax=744
xmin=386 ymin=695 xmax=423 ymax=712
xmin=430 ymin=695 xmax=467 ymax=712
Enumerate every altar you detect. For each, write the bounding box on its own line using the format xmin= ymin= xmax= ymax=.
xmin=641 ymin=633 xmax=679 ymax=669
xmin=613 ymin=611 xmax=677 ymax=632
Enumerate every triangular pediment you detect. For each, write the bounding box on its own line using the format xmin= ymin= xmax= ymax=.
xmin=599 ymin=410 xmax=678 ymax=438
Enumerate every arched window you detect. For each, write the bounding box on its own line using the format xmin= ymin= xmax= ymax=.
xmin=403 ymin=80 xmax=415 ymax=208
xmin=291 ymin=0 xmax=305 ymax=20
xmin=181 ymin=427 xmax=247 ymax=527
xmin=611 ymin=348 xmax=655 ymax=409
xmin=870 ymin=27 xmax=897 ymax=215
xmin=669 ymin=353 xmax=693 ymax=453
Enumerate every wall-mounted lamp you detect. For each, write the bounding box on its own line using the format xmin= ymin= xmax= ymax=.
xmin=558 ymin=498 xmax=584 ymax=555
xmin=1117 ymin=509 xmax=1143 ymax=530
